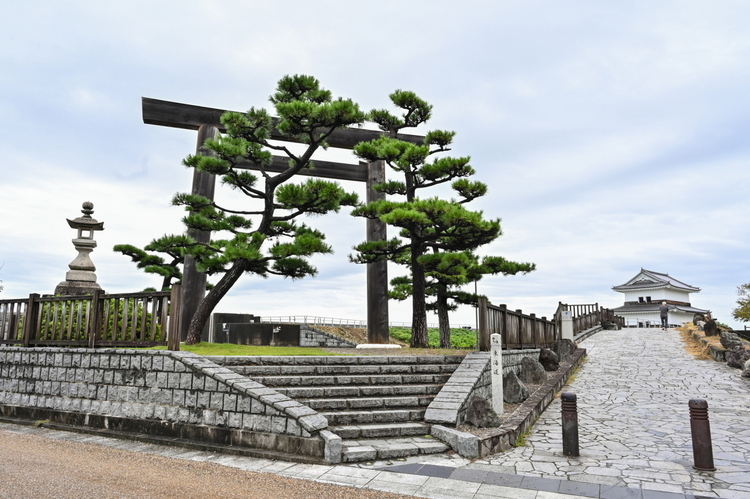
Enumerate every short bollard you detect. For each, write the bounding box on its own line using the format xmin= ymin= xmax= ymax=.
xmin=689 ymin=399 xmax=716 ymax=471
xmin=561 ymin=392 xmax=579 ymax=457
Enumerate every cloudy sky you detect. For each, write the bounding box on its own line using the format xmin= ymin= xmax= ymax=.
xmin=1 ymin=1 xmax=749 ymax=329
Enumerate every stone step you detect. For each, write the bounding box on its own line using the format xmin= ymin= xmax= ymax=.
xmin=227 ymin=363 xmax=459 ymax=376
xmin=274 ymin=384 xmax=443 ymax=399
xmin=320 ymin=408 xmax=426 ymax=425
xmin=249 ymin=373 xmax=452 ymax=387
xmin=329 ymin=422 xmax=431 ymax=439
xmin=207 ymin=355 xmax=466 ymax=367
xmin=302 ymin=395 xmax=435 ymax=411
xmin=341 ymin=436 xmax=450 ymax=462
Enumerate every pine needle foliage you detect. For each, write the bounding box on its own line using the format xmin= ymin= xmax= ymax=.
xmin=113 ymin=239 xmax=191 ymax=291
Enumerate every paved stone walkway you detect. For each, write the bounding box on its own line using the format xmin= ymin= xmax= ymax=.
xmin=0 ymin=423 xmax=593 ymax=499
xmin=466 ymin=329 xmax=750 ymax=498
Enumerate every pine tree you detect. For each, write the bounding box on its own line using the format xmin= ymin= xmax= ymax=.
xmin=113 ymin=237 xmax=191 ymax=291
xmin=351 ymin=91 xmax=534 ymax=348
xmin=350 ymin=91 xmax=494 ymax=347
xmin=133 ymin=75 xmax=366 ymax=344
xmin=391 ymin=253 xmax=535 ymax=347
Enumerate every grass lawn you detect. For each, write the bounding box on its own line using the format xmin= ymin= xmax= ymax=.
xmin=150 ymin=343 xmax=343 ymax=356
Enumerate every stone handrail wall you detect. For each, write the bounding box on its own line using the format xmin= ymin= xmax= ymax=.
xmin=424 ymin=348 xmax=542 ymax=427
xmin=0 ymin=347 xmax=332 ymax=461
xmin=433 ymin=347 xmax=587 ymax=458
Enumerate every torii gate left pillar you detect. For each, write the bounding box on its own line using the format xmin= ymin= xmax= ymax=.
xmin=179 ymin=124 xmax=219 ymax=341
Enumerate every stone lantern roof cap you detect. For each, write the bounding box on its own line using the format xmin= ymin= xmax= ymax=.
xmin=66 ymin=201 xmax=104 ymax=230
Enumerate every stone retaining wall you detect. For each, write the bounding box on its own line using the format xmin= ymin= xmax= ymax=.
xmin=299 ymin=326 xmax=357 ymax=348
xmin=0 ymin=347 xmax=332 ymax=462
xmin=502 ymin=349 xmax=541 ymax=376
xmin=424 ymin=348 xmax=542 ymax=427
xmin=684 ymin=326 xmax=739 ymax=362
xmin=432 ymin=347 xmax=587 ymax=458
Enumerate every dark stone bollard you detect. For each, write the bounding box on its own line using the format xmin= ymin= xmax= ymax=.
xmin=689 ymin=399 xmax=716 ymax=471
xmin=561 ymin=392 xmax=579 ymax=457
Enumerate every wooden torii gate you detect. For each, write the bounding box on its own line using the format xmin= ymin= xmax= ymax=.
xmin=141 ymin=97 xmax=424 ymax=344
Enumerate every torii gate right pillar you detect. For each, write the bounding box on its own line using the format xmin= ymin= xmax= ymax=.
xmin=366 ymin=160 xmax=389 ymax=343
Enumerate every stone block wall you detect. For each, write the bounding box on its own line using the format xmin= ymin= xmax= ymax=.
xmin=424 ymin=348 xmax=542 ymax=427
xmin=0 ymin=347 xmax=330 ymax=460
xmin=299 ymin=326 xmax=357 ymax=348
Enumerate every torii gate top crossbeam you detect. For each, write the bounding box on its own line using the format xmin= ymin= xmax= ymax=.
xmin=142 ymin=97 xmax=424 ymax=150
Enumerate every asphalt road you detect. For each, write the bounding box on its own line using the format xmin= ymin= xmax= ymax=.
xmin=0 ymin=430 xmax=417 ymax=499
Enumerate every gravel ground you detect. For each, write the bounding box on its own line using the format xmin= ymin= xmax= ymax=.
xmin=0 ymin=430 xmax=417 ymax=499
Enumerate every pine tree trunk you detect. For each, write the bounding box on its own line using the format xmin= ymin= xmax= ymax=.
xmin=437 ymin=291 xmax=451 ymax=348
xmin=410 ymin=246 xmax=429 ymax=348
xmin=185 ymin=260 xmax=247 ymax=345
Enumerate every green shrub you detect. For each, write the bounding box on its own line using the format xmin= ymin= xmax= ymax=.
xmin=388 ymin=326 xmax=476 ymax=348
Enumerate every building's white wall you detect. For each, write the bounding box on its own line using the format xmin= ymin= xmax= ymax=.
xmin=621 ymin=289 xmax=692 ymax=304
xmin=622 ymin=310 xmax=695 ymax=327
xmin=661 ymin=289 xmax=692 ymax=302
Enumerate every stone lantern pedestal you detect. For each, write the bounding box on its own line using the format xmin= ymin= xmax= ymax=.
xmin=54 ymin=202 xmax=105 ymax=296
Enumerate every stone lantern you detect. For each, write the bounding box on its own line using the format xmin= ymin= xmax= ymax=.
xmin=54 ymin=201 xmax=105 ymax=296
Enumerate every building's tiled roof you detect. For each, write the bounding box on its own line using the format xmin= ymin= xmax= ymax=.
xmin=612 ymin=269 xmax=701 ymax=293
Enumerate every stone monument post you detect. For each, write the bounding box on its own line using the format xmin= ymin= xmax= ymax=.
xmin=54 ymin=202 xmax=105 ymax=296
xmin=491 ymin=333 xmax=504 ymax=415
xmin=560 ymin=310 xmax=574 ymax=341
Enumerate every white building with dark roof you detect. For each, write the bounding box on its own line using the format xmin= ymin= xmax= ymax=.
xmin=612 ymin=269 xmax=709 ymax=327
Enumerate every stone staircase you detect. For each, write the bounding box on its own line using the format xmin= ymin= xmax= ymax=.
xmin=217 ymin=355 xmax=464 ymax=462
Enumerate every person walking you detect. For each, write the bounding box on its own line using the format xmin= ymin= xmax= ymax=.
xmin=659 ymin=301 xmax=670 ymax=330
